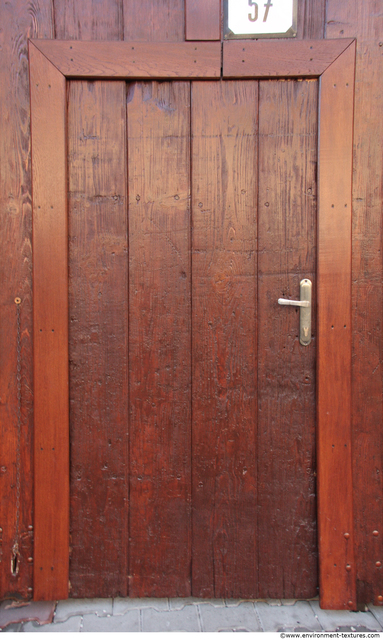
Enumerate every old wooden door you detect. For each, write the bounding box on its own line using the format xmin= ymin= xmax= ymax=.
xmin=65 ymin=77 xmax=317 ymax=599
xmin=30 ymin=38 xmax=355 ymax=607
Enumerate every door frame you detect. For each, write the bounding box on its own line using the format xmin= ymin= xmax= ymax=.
xmin=29 ymin=37 xmax=356 ymax=608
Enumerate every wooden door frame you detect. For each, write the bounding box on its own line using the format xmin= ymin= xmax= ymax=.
xmin=29 ymin=37 xmax=356 ymax=608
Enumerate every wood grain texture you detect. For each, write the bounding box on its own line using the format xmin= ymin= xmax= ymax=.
xmin=303 ymin=0 xmax=325 ymax=39
xmin=54 ymin=0 xmax=123 ymax=40
xmin=317 ymin=42 xmax=356 ymax=610
xmin=326 ymin=0 xmax=383 ymax=607
xmin=67 ymin=81 xmax=129 ymax=598
xmin=223 ymin=39 xmax=353 ymax=78
xmin=29 ymin=42 xmax=69 ymax=601
xmin=127 ymin=82 xmax=191 ymax=596
xmin=257 ymin=79 xmax=318 ymax=599
xmin=124 ymin=0 xmax=185 ymax=42
xmin=54 ymin=0 xmax=126 ymax=600
xmin=31 ymin=40 xmax=221 ymax=79
xmin=191 ymin=81 xmax=258 ymax=598
xmin=0 ymin=0 xmax=53 ymax=601
xmin=185 ymin=0 xmax=221 ymax=40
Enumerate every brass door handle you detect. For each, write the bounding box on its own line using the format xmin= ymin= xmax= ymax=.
xmin=278 ymin=279 xmax=312 ymax=346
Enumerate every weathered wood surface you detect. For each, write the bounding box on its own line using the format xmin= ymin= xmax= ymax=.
xmin=29 ymin=43 xmax=69 ymax=601
xmin=191 ymin=81 xmax=258 ymax=598
xmin=31 ymin=40 xmax=221 ymax=78
xmin=68 ymin=80 xmax=129 ymax=598
xmin=326 ymin=1 xmax=383 ymax=607
xmin=257 ymin=79 xmax=318 ymax=599
xmin=124 ymin=0 xmax=184 ymax=42
xmin=55 ymin=0 xmax=123 ymax=40
xmin=223 ymin=39 xmax=353 ymax=78
xmin=0 ymin=0 xmax=53 ymax=601
xmin=317 ymin=42 xmax=356 ymax=610
xmin=185 ymin=0 xmax=221 ymax=40
xmin=301 ymin=0 xmax=325 ymax=39
xmin=127 ymin=81 xmax=192 ymax=597
xmin=0 ymin=0 xmax=381 ymax=606
xmin=53 ymin=0 xmax=126 ymax=600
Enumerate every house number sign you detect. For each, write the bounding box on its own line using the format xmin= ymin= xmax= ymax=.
xmin=224 ymin=0 xmax=298 ymax=38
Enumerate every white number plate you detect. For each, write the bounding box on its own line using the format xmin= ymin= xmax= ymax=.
xmin=225 ymin=0 xmax=297 ymax=38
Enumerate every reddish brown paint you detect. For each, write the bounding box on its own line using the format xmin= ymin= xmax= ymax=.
xmin=29 ymin=42 xmax=69 ymax=602
xmin=257 ymin=79 xmax=318 ymax=599
xmin=55 ymin=0 xmax=123 ymax=40
xmin=191 ymin=80 xmax=258 ymax=598
xmin=0 ymin=0 xmax=54 ymax=600
xmin=1 ymin=0 xmax=381 ymax=608
xmin=326 ymin=1 xmax=383 ymax=607
xmin=127 ymin=81 xmax=192 ymax=597
xmin=28 ymin=36 xmax=356 ymax=606
xmin=317 ymin=42 xmax=356 ymax=610
xmin=30 ymin=40 xmax=221 ymax=79
xmin=124 ymin=0 xmax=185 ymax=42
xmin=68 ymin=80 xmax=129 ymax=598
xmin=223 ymin=39 xmax=354 ymax=78
xmin=185 ymin=0 xmax=221 ymax=40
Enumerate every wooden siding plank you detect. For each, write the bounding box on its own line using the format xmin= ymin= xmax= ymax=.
xmin=191 ymin=81 xmax=258 ymax=598
xmin=29 ymin=42 xmax=69 ymax=601
xmin=0 ymin=0 xmax=53 ymax=601
xmin=317 ymin=41 xmax=356 ymax=610
xmin=67 ymin=80 xmax=129 ymax=598
xmin=326 ymin=2 xmax=383 ymax=607
xmin=257 ymin=79 xmax=318 ymax=598
xmin=31 ymin=40 xmax=221 ymax=79
xmin=124 ymin=0 xmax=185 ymax=42
xmin=303 ymin=0 xmax=325 ymax=39
xmin=185 ymin=0 xmax=221 ymax=40
xmin=127 ymin=81 xmax=191 ymax=596
xmin=54 ymin=0 xmax=123 ymax=40
xmin=223 ymin=39 xmax=353 ymax=78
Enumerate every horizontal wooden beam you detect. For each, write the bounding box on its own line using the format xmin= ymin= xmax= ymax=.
xmin=30 ymin=40 xmax=221 ymax=79
xmin=223 ymin=39 xmax=354 ymax=78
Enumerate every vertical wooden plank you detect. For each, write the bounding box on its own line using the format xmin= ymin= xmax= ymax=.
xmin=0 ymin=0 xmax=53 ymax=601
xmin=124 ymin=0 xmax=185 ymax=42
xmin=192 ymin=81 xmax=258 ymax=598
xmin=326 ymin=1 xmax=383 ymax=607
xmin=29 ymin=43 xmax=69 ymax=601
xmin=257 ymin=79 xmax=318 ymax=599
xmin=54 ymin=0 xmax=124 ymax=40
xmin=303 ymin=0 xmax=325 ymax=39
xmin=127 ymin=81 xmax=191 ymax=596
xmin=185 ymin=0 xmax=221 ymax=40
xmin=317 ymin=42 xmax=356 ymax=609
xmin=67 ymin=81 xmax=129 ymax=598
xmin=53 ymin=0 xmax=126 ymax=599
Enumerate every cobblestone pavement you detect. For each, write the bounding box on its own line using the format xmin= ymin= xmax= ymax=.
xmin=1 ymin=597 xmax=383 ymax=632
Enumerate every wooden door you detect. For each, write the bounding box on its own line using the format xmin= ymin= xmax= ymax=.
xmin=30 ymin=38 xmax=355 ymax=608
xmin=65 ymin=77 xmax=317 ymax=599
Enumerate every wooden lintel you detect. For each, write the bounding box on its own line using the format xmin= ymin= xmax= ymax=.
xmin=222 ymin=38 xmax=354 ymax=78
xmin=30 ymin=40 xmax=221 ymax=79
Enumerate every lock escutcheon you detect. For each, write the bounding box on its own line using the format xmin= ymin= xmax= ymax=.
xmin=278 ymin=279 xmax=312 ymax=346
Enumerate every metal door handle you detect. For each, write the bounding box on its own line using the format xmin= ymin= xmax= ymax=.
xmin=278 ymin=279 xmax=312 ymax=346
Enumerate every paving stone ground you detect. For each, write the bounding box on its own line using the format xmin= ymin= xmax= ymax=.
xmin=1 ymin=596 xmax=383 ymax=632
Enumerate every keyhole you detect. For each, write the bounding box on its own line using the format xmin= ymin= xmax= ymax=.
xmin=11 ymin=550 xmax=20 ymax=576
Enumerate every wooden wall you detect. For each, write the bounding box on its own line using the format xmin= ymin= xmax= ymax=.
xmin=0 ymin=0 xmax=381 ymax=604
